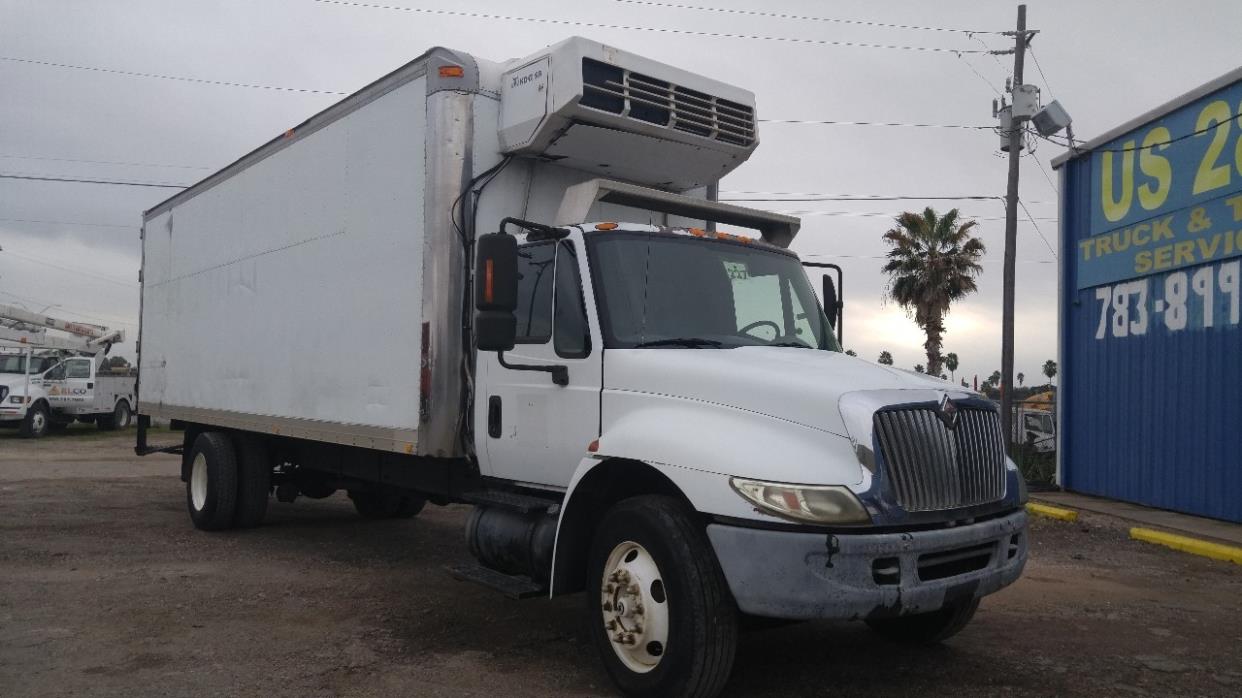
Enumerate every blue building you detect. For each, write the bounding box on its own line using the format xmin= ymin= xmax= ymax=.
xmin=1053 ymin=67 xmax=1242 ymax=523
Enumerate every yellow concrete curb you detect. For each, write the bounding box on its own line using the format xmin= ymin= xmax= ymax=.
xmin=1130 ymin=527 xmax=1242 ymax=565
xmin=1025 ymin=502 xmax=1078 ymax=522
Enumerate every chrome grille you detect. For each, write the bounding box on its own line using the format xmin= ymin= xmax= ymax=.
xmin=580 ymin=58 xmax=755 ymax=146
xmin=873 ymin=407 xmax=1007 ymax=512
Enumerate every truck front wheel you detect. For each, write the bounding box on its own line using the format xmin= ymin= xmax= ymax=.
xmin=186 ymin=432 xmax=239 ymax=531
xmin=587 ymin=496 xmax=738 ymax=698
xmin=19 ymin=402 xmax=49 ymax=438
xmin=865 ymin=598 xmax=979 ymax=644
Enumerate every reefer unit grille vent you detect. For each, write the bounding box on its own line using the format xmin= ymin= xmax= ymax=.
xmin=580 ymin=58 xmax=755 ymax=147
xmin=873 ymin=407 xmax=1007 ymax=512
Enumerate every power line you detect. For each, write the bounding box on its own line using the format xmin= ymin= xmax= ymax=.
xmin=1 ymin=250 xmax=137 ymax=288
xmin=1017 ymin=198 xmax=1057 ymax=259
xmin=0 ymin=217 xmax=133 ymax=229
xmin=720 ymin=190 xmax=1054 ymax=204
xmin=1030 ymin=151 xmax=1059 ymax=195
xmin=0 ymin=55 xmax=348 ymax=95
xmin=759 ymin=118 xmax=993 ymax=129
xmin=612 ymin=0 xmax=1004 ymax=35
xmin=1028 ymin=44 xmax=1055 ymax=97
xmin=0 ymin=152 xmax=211 ymax=171
xmin=311 ymin=1 xmax=992 ymax=53
xmin=722 ymin=194 xmax=1005 ymax=202
xmin=771 ymin=209 xmax=1056 ymax=222
xmin=1038 ymin=118 xmax=1227 ymax=153
xmin=0 ymin=172 xmax=189 ymax=188
xmin=800 ymin=252 xmax=1054 ymax=265
xmin=955 ymin=53 xmax=1004 ymax=97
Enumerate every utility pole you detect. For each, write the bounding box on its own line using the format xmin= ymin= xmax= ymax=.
xmin=999 ymin=4 xmax=1031 ymax=453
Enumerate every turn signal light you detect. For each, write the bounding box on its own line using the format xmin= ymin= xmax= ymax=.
xmin=439 ymin=66 xmax=465 ymax=78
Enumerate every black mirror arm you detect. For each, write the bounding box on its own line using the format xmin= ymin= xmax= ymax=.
xmin=497 ymin=351 xmax=569 ymax=386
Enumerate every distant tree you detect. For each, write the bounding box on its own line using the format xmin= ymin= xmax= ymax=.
xmin=989 ymin=370 xmax=1001 ymax=386
xmin=944 ymin=352 xmax=959 ymax=382
xmin=939 ymin=373 xmax=948 ymax=380
xmin=103 ymin=356 xmax=131 ymax=370
xmin=882 ymin=207 xmax=985 ymax=377
xmin=914 ymin=364 xmax=925 ymax=374
xmin=1017 ymin=372 xmax=1025 ymax=387
xmin=845 ymin=349 xmax=857 ymax=357
xmin=1043 ymin=359 xmax=1058 ymax=386
xmin=877 ymin=350 xmax=893 ymax=365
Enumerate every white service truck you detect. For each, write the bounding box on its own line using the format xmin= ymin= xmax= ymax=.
xmin=0 ymin=304 xmax=135 ymax=437
xmin=136 ymin=37 xmax=1028 ymax=697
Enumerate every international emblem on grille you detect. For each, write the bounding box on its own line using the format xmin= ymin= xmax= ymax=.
xmin=937 ymin=393 xmax=960 ymax=429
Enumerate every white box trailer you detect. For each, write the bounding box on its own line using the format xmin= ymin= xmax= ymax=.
xmin=138 ymin=37 xmax=1027 ymax=697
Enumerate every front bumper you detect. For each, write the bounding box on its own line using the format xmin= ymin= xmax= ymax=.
xmin=707 ymin=509 xmax=1028 ymax=620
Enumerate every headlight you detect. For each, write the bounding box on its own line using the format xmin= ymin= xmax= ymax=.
xmin=9 ymin=395 xmax=23 ymax=404
xmin=730 ymin=478 xmax=871 ymax=524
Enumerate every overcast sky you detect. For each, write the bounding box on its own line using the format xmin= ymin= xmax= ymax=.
xmin=2 ymin=0 xmax=1240 ymax=380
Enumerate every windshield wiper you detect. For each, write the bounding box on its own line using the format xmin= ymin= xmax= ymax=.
xmin=633 ymin=337 xmax=724 ymax=349
xmin=767 ymin=341 xmax=813 ymax=349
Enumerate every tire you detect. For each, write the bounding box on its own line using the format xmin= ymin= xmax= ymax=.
xmin=232 ymin=434 xmax=271 ymax=528
xmin=587 ymin=496 xmax=738 ymax=698
xmin=97 ymin=400 xmax=131 ymax=431
xmin=19 ymin=402 xmax=49 ymax=438
xmin=865 ymin=599 xmax=980 ymax=645
xmin=186 ymin=432 xmax=239 ymax=531
xmin=349 ymin=491 xmax=426 ymax=519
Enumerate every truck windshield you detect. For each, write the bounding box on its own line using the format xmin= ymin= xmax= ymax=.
xmin=588 ymin=231 xmax=840 ymax=351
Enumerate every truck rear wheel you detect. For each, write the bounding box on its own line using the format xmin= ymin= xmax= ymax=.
xmin=865 ymin=598 xmax=979 ymax=644
xmin=19 ymin=402 xmax=49 ymax=438
xmin=232 ymin=435 xmax=271 ymax=528
xmin=587 ymin=496 xmax=738 ymax=698
xmin=186 ymin=432 xmax=239 ymax=531
xmin=348 ymin=491 xmax=426 ymax=519
xmin=96 ymin=400 xmax=132 ymax=431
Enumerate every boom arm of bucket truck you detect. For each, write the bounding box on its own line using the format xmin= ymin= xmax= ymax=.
xmin=0 ymin=303 xmax=124 ymax=354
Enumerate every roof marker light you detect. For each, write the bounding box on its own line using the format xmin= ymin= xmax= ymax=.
xmin=595 ymin=222 xmax=619 ymax=230
xmin=438 ymin=65 xmax=465 ymax=78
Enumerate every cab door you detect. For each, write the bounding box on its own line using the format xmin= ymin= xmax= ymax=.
xmin=44 ymin=357 xmax=94 ymax=411
xmin=477 ymin=238 xmax=602 ymax=488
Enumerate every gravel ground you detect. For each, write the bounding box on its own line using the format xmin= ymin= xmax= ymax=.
xmin=2 ymin=427 xmax=1241 ymax=697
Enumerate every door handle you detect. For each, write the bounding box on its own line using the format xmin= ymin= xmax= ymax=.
xmin=87 ymin=383 xmax=94 ymax=389
xmin=488 ymin=396 xmax=502 ymax=438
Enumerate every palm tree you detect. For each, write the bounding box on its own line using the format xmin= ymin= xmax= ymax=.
xmin=989 ymin=370 xmax=1002 ymax=386
xmin=944 ymin=352 xmax=959 ymax=382
xmin=914 ymin=364 xmax=925 ymax=374
xmin=1017 ymin=372 xmax=1025 ymax=387
xmin=877 ymin=350 xmax=893 ymax=365
xmin=1043 ymin=359 xmax=1057 ymax=387
xmin=882 ymin=208 xmax=985 ymax=377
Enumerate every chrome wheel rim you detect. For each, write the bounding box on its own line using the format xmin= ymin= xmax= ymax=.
xmin=190 ymin=453 xmax=208 ymax=511
xmin=31 ymin=410 xmax=46 ymax=434
xmin=601 ymin=541 xmax=669 ymax=673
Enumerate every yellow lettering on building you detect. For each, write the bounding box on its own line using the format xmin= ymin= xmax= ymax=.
xmin=1153 ymin=245 xmax=1173 ymax=270
xmin=1138 ymin=127 xmax=1172 ymax=211
xmin=1132 ymin=223 xmax=1151 ymax=246
xmin=1173 ymin=240 xmax=1195 ymax=266
xmin=1134 ymin=250 xmax=1153 ymax=273
xmin=1227 ymin=195 xmax=1242 ymax=222
xmin=1101 ymin=143 xmax=1136 ymax=222
xmin=1095 ymin=234 xmax=1113 ymax=258
xmin=1197 ymin=234 xmax=1222 ymax=260
xmin=1079 ymin=239 xmax=1095 ymax=261
xmin=1151 ymin=216 xmax=1174 ymax=241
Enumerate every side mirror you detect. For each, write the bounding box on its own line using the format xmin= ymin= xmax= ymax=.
xmin=475 ymin=233 xmax=519 ymax=352
xmin=822 ymin=276 xmax=838 ymax=330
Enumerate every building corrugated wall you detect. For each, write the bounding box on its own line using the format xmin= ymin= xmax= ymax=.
xmin=1055 ymin=68 xmax=1242 ymax=523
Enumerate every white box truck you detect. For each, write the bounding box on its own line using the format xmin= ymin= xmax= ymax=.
xmin=136 ymin=37 xmax=1028 ymax=697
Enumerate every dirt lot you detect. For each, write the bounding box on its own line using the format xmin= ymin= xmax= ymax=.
xmin=2 ymin=427 xmax=1241 ymax=697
